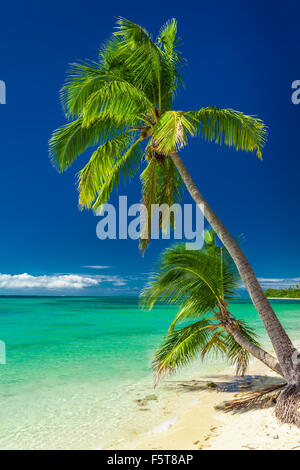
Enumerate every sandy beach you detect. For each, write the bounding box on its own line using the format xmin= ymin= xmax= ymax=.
xmin=118 ymin=360 xmax=300 ymax=451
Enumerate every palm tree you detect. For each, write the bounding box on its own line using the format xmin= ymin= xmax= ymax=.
xmin=141 ymin=231 xmax=283 ymax=383
xmin=49 ymin=17 xmax=300 ymax=424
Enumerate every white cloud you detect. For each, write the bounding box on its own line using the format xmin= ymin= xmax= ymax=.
xmin=81 ymin=266 xmax=110 ymax=269
xmin=0 ymin=273 xmax=127 ymax=291
xmin=258 ymin=277 xmax=300 ymax=289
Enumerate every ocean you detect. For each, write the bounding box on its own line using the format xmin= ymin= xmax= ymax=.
xmin=0 ymin=296 xmax=299 ymax=449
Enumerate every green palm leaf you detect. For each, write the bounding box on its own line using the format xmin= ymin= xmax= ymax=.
xmin=152 ymin=318 xmax=219 ymax=380
xmin=49 ymin=116 xmax=122 ymax=171
xmin=186 ymin=107 xmax=267 ymax=159
xmin=151 ymin=111 xmax=196 ymax=154
xmin=92 ymin=138 xmax=143 ymax=212
xmin=139 ymin=157 xmax=183 ymax=254
xmin=158 ymin=18 xmax=181 ymax=62
xmin=77 ymin=131 xmax=134 ymax=209
xmin=158 ymin=18 xmax=185 ymax=106
xmin=50 ymin=18 xmax=268 ymax=252
xmin=142 ymin=239 xmax=261 ymax=380
xmin=224 ymin=319 xmax=259 ymax=376
xmin=139 ymin=158 xmax=159 ymax=254
xmin=153 ymin=317 xmax=259 ymax=381
xmin=60 ymin=62 xmax=106 ymax=118
xmin=82 ymin=79 xmax=153 ymax=127
xmin=141 ymin=243 xmax=240 ymax=315
xmin=114 ymin=17 xmax=183 ymax=111
xmin=158 ymin=158 xmax=183 ymax=210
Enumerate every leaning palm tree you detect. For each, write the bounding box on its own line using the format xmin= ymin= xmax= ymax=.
xmin=141 ymin=231 xmax=283 ymax=383
xmin=49 ymin=17 xmax=300 ymax=424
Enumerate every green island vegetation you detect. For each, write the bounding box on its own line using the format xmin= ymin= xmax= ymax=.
xmin=265 ymin=285 xmax=300 ymax=299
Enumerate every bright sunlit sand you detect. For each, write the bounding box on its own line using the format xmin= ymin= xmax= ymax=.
xmin=122 ymin=361 xmax=300 ymax=451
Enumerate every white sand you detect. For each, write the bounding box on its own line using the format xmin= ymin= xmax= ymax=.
xmin=118 ymin=360 xmax=300 ymax=451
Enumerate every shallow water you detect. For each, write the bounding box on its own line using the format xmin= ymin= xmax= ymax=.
xmin=0 ymin=296 xmax=298 ymax=449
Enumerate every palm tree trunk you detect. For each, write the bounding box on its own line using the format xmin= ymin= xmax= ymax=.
xmin=224 ymin=322 xmax=283 ymax=377
xmin=275 ymin=384 xmax=300 ymax=426
xmin=171 ymin=151 xmax=299 ymax=383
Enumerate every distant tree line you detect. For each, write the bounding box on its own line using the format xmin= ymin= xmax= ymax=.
xmin=265 ymin=285 xmax=300 ymax=298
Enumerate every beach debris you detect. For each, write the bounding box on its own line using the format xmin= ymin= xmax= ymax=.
xmin=144 ymin=394 xmax=158 ymax=401
xmin=193 ymin=440 xmax=200 ymax=445
xmin=206 ymin=382 xmax=217 ymax=389
xmin=215 ymin=402 xmax=227 ymax=410
xmin=219 ymin=382 xmax=286 ymax=411
xmin=239 ymin=379 xmax=252 ymax=389
xmin=139 ymin=408 xmax=150 ymax=411
xmin=135 ymin=399 xmax=148 ymax=407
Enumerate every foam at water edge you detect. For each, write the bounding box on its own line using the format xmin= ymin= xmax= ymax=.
xmin=147 ymin=417 xmax=178 ymax=435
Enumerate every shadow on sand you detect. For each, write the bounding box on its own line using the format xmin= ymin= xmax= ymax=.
xmin=162 ymin=375 xmax=286 ymax=413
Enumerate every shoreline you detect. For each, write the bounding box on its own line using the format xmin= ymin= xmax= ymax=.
xmin=267 ymin=297 xmax=300 ymax=300
xmin=113 ymin=360 xmax=300 ymax=451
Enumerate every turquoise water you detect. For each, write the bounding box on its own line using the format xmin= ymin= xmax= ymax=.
xmin=0 ymin=296 xmax=299 ymax=449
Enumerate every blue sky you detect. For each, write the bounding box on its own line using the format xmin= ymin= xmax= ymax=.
xmin=0 ymin=0 xmax=299 ymax=295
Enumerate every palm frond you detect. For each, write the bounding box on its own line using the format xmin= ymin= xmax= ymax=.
xmin=157 ymin=18 xmax=185 ymax=107
xmin=82 ymin=78 xmax=153 ymax=127
xmin=114 ymin=18 xmax=163 ymax=109
xmin=77 ymin=131 xmax=134 ymax=209
xmin=141 ymin=244 xmax=240 ymax=318
xmin=98 ymin=34 xmax=161 ymax=108
xmin=139 ymin=158 xmax=160 ymax=254
xmin=139 ymin=156 xmax=184 ymax=254
xmin=203 ymin=228 xmax=217 ymax=248
xmin=114 ymin=17 xmax=154 ymax=47
xmin=152 ymin=319 xmax=220 ymax=381
xmin=92 ymin=138 xmax=143 ymax=212
xmin=157 ymin=158 xmax=183 ymax=221
xmin=60 ymin=62 xmax=106 ymax=118
xmin=153 ymin=316 xmax=260 ymax=381
xmin=224 ymin=319 xmax=260 ymax=376
xmin=114 ymin=17 xmax=183 ymax=111
xmin=49 ymin=116 xmax=122 ymax=171
xmin=201 ymin=330 xmax=228 ymax=358
xmin=50 ymin=17 xmax=268 ymax=245
xmin=158 ymin=18 xmax=179 ymax=59
xmin=186 ymin=107 xmax=267 ymax=159
xmin=99 ymin=35 xmax=128 ymax=69
xmin=151 ymin=111 xmax=196 ymax=154
xmin=223 ymin=383 xmax=286 ymax=411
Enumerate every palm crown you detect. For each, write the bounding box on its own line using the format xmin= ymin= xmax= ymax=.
xmin=49 ymin=17 xmax=267 ymax=253
xmin=141 ymin=231 xmax=259 ymax=381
